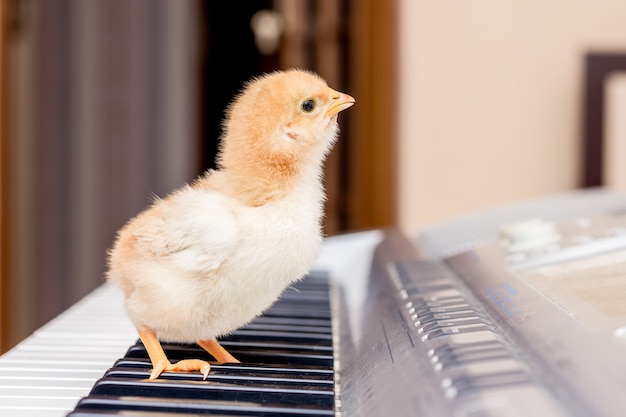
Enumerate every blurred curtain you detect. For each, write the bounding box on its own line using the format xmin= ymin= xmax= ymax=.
xmin=6 ymin=0 xmax=200 ymax=348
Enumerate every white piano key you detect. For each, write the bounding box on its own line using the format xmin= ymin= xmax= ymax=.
xmin=0 ymin=388 xmax=93 ymax=414
xmin=0 ymin=380 xmax=94 ymax=390
xmin=0 ymin=406 xmax=78 ymax=417
xmin=0 ymin=368 xmax=105 ymax=379
xmin=16 ymin=343 xmax=134 ymax=353
xmin=0 ymin=283 xmax=137 ymax=417
xmin=3 ymin=350 xmax=128 ymax=362
xmin=25 ymin=335 xmax=137 ymax=346
xmin=0 ymin=359 xmax=113 ymax=370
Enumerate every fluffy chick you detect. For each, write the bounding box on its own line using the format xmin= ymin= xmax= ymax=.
xmin=106 ymin=69 xmax=355 ymax=379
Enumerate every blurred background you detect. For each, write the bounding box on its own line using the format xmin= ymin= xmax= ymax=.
xmin=0 ymin=0 xmax=625 ymax=353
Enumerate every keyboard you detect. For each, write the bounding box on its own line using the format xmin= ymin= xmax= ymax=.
xmin=0 ymin=284 xmax=137 ymax=416
xmin=67 ymin=273 xmax=336 ymax=416
xmin=3 ymin=189 xmax=626 ymax=417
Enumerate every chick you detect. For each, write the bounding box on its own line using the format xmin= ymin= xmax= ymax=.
xmin=106 ymin=69 xmax=354 ymax=380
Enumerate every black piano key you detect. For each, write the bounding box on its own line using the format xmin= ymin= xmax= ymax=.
xmin=222 ymin=329 xmax=333 ymax=345
xmin=261 ymin=308 xmax=331 ymax=320
xmin=276 ymin=289 xmax=331 ymax=302
xmin=219 ymin=344 xmax=332 ymax=358
xmin=67 ymin=273 xmax=336 ymax=416
xmin=124 ymin=343 xmax=334 ymax=368
xmin=88 ymin=377 xmax=334 ymax=407
xmin=70 ymin=395 xmax=334 ymax=416
xmin=103 ymin=366 xmax=334 ymax=389
xmin=239 ymin=320 xmax=331 ymax=334
xmin=112 ymin=358 xmax=334 ymax=381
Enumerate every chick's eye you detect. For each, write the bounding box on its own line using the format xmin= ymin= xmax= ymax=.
xmin=301 ymin=99 xmax=316 ymax=113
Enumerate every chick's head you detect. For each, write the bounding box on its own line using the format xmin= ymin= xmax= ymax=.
xmin=218 ymin=69 xmax=354 ymax=179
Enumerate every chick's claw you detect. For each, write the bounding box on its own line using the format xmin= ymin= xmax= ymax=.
xmin=149 ymin=358 xmax=211 ymax=380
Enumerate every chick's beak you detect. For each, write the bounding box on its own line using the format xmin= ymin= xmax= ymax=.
xmin=325 ymin=88 xmax=355 ymax=117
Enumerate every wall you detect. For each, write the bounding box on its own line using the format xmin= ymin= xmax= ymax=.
xmin=397 ymin=0 xmax=626 ymax=234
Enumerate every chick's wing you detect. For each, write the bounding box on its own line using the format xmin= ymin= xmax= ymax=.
xmin=131 ymin=188 xmax=239 ymax=274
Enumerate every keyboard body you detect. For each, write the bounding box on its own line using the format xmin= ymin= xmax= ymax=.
xmin=3 ymin=188 xmax=626 ymax=416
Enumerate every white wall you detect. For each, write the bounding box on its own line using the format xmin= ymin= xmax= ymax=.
xmin=398 ymin=0 xmax=626 ymax=234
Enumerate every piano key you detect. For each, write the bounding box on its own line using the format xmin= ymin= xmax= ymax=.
xmin=223 ymin=329 xmax=333 ymax=344
xmin=0 ymin=378 xmax=96 ymax=415
xmin=428 ymin=340 xmax=511 ymax=363
xmin=237 ymin=321 xmax=331 ymax=334
xmin=420 ymin=324 xmax=493 ymax=341
xmin=429 ymin=338 xmax=504 ymax=356
xmin=261 ymin=308 xmax=331 ymax=320
xmin=0 ymin=368 xmax=104 ymax=380
xmin=0 ymin=358 xmax=115 ymax=372
xmin=0 ymin=283 xmax=138 ymax=416
xmin=87 ymin=377 xmax=334 ymax=406
xmin=68 ymin=395 xmax=334 ymax=416
xmin=434 ymin=351 xmax=520 ymax=372
xmin=413 ymin=303 xmax=476 ymax=317
xmin=123 ymin=343 xmax=334 ymax=368
xmin=0 ymin=374 xmax=102 ymax=389
xmin=111 ymin=358 xmax=334 ymax=381
xmin=431 ymin=343 xmax=510 ymax=361
xmin=414 ymin=311 xmax=482 ymax=325
xmin=103 ymin=366 xmax=334 ymax=389
xmin=219 ymin=341 xmax=333 ymax=356
xmin=55 ymin=273 xmax=337 ymax=417
xmin=416 ymin=317 xmax=487 ymax=334
xmin=442 ymin=370 xmax=532 ymax=399
xmin=424 ymin=328 xmax=501 ymax=347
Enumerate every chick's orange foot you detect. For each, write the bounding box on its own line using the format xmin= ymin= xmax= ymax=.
xmin=138 ymin=327 xmax=211 ymax=380
xmin=138 ymin=328 xmax=240 ymax=380
xmin=149 ymin=358 xmax=211 ymax=380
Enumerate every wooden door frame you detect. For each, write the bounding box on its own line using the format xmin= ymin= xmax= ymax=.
xmin=1 ymin=0 xmax=11 ymax=353
xmin=346 ymin=0 xmax=397 ymax=230
xmin=281 ymin=0 xmax=398 ymax=233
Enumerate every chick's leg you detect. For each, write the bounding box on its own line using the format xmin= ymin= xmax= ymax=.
xmin=138 ymin=327 xmax=210 ymax=380
xmin=198 ymin=339 xmax=240 ymax=363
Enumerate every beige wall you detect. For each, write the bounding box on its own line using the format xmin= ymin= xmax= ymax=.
xmin=397 ymin=0 xmax=626 ymax=234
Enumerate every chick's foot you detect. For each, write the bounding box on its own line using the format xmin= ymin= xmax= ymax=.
xmin=138 ymin=327 xmax=211 ymax=380
xmin=150 ymin=358 xmax=211 ymax=380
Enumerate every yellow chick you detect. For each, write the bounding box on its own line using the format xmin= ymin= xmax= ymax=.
xmin=106 ymin=69 xmax=354 ymax=380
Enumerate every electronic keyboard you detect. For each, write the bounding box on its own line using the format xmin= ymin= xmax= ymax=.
xmin=2 ymin=188 xmax=626 ymax=416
